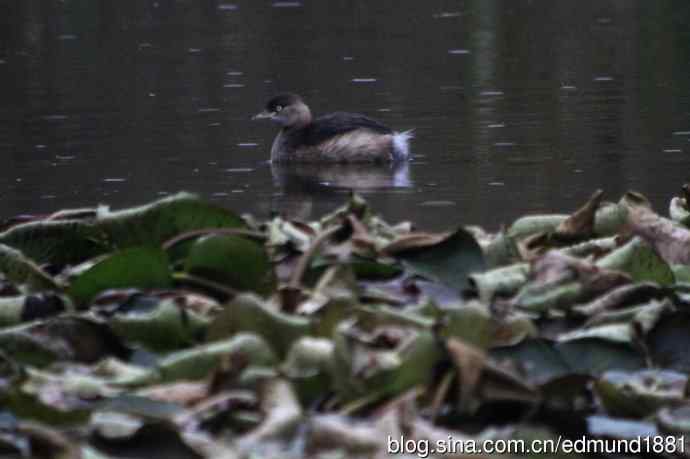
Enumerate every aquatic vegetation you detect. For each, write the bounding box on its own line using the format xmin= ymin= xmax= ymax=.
xmin=1 ymin=188 xmax=690 ymax=457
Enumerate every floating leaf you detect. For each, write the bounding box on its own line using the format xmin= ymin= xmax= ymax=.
xmin=596 ymin=237 xmax=674 ymax=285
xmin=183 ymin=234 xmax=272 ymax=293
xmin=646 ymin=312 xmax=690 ymax=372
xmin=331 ymin=319 xmax=442 ymax=404
xmin=281 ymin=337 xmax=334 ymax=405
xmin=69 ymin=247 xmax=172 ymax=306
xmin=96 ymin=192 xmax=245 ymax=249
xmin=207 ymin=294 xmax=311 ymax=356
xmin=595 ymin=370 xmax=687 ymax=417
xmin=0 ymin=193 xmax=245 ymax=267
xmin=349 ymin=258 xmax=401 ymax=280
xmin=628 ymin=206 xmax=690 ymax=265
xmin=508 ymin=214 xmax=567 ymax=241
xmin=384 ymin=228 xmax=486 ymax=292
xmin=90 ymin=422 xmax=204 ymax=459
xmin=468 ymin=263 xmax=529 ymax=303
xmin=0 ymin=244 xmax=60 ymax=291
xmin=0 ymin=293 xmax=69 ymax=327
xmin=108 ymin=299 xmax=209 ymax=352
xmin=0 ymin=317 xmax=129 ymax=366
xmin=553 ymin=189 xmax=603 ymax=242
xmin=156 ymin=333 xmax=277 ymax=383
xmin=492 ymin=338 xmax=644 ymax=386
xmin=0 ymin=219 xmax=108 ymax=266
xmin=440 ymin=301 xmax=494 ymax=349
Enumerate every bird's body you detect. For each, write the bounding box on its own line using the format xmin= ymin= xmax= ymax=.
xmin=253 ymin=94 xmax=412 ymax=163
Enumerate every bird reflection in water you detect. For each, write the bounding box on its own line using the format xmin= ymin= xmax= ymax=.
xmin=268 ymin=160 xmax=412 ymax=221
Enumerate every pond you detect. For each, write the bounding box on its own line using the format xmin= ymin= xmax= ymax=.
xmin=1 ymin=0 xmax=690 ymax=230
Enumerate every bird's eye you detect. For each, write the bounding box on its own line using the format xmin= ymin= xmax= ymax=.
xmin=275 ymin=105 xmax=283 ymax=112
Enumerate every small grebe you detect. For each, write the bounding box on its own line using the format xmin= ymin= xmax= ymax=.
xmin=253 ymin=93 xmax=412 ymax=163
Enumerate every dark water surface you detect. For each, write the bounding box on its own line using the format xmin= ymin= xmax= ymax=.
xmin=2 ymin=1 xmax=690 ymax=230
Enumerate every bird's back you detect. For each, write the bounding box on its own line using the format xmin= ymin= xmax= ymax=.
xmin=300 ymin=112 xmax=392 ymax=146
xmin=271 ymin=112 xmax=395 ymax=163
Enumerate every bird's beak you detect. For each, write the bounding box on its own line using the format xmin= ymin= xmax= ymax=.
xmin=252 ymin=110 xmax=275 ymax=120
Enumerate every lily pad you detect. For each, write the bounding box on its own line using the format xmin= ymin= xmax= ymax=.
xmin=595 ymin=370 xmax=687 ymax=417
xmin=646 ymin=312 xmax=690 ymax=372
xmin=386 ymin=228 xmax=486 ymax=292
xmin=596 ymin=237 xmax=674 ymax=286
xmin=491 ymin=338 xmax=645 ymax=386
xmin=0 ymin=294 xmax=69 ymax=327
xmin=207 ymin=294 xmax=310 ymax=356
xmin=0 ymin=244 xmax=60 ymax=291
xmin=69 ymin=247 xmax=173 ymax=306
xmin=0 ymin=193 xmax=245 ymax=267
xmin=0 ymin=219 xmax=108 ymax=267
xmin=108 ymin=299 xmax=210 ymax=352
xmin=183 ymin=234 xmax=272 ymax=293
xmin=156 ymin=333 xmax=277 ymax=382
xmin=97 ymin=192 xmax=246 ymax=249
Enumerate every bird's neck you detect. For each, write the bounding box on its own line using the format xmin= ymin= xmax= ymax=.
xmin=287 ymin=102 xmax=312 ymax=129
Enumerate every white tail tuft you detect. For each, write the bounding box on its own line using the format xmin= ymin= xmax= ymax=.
xmin=392 ymin=130 xmax=414 ymax=161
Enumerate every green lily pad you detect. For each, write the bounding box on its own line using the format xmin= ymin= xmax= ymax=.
xmin=0 ymin=317 xmax=129 ymax=366
xmin=393 ymin=228 xmax=486 ymax=292
xmin=183 ymin=234 xmax=272 ymax=293
xmin=595 ymin=370 xmax=687 ymax=417
xmin=440 ymin=301 xmax=494 ymax=349
xmin=69 ymin=247 xmax=172 ymax=306
xmin=0 ymin=193 xmax=245 ymax=267
xmin=0 ymin=219 xmax=108 ymax=267
xmin=491 ymin=339 xmax=571 ymax=386
xmin=491 ymin=338 xmax=645 ymax=386
xmin=508 ymin=214 xmax=567 ymax=241
xmin=557 ymin=338 xmax=645 ymax=375
xmin=0 ymin=244 xmax=60 ymax=291
xmin=157 ymin=333 xmax=277 ymax=382
xmin=349 ymin=258 xmax=401 ymax=280
xmin=207 ymin=294 xmax=310 ymax=356
xmin=596 ymin=237 xmax=674 ymax=286
xmin=108 ymin=299 xmax=209 ymax=352
xmin=97 ymin=192 xmax=246 ymax=249
xmin=0 ymin=294 xmax=70 ymax=327
xmin=332 ymin=320 xmax=442 ymax=404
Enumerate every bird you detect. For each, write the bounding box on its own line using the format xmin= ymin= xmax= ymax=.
xmin=252 ymin=93 xmax=412 ymax=163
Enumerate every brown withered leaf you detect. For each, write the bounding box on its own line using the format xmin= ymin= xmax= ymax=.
xmin=517 ymin=232 xmax=551 ymax=260
xmin=136 ymin=381 xmax=209 ymax=407
xmin=517 ymin=190 xmax=605 ymax=260
xmin=446 ymin=338 xmax=486 ymax=412
xmin=521 ymin=251 xmax=631 ymax=304
xmin=380 ymin=231 xmax=451 ymax=255
xmin=628 ymin=205 xmax=690 ymax=264
xmin=555 ymin=189 xmax=604 ymax=241
xmin=347 ymin=214 xmax=378 ymax=255
xmin=531 ymin=251 xmax=611 ymax=285
xmin=572 ymin=282 xmax=664 ymax=317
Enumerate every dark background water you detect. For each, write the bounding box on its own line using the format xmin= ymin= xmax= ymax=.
xmin=1 ymin=0 xmax=690 ymax=230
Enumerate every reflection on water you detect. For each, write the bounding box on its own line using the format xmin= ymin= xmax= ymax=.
xmin=271 ymin=162 xmax=412 ymax=191
xmin=270 ymin=161 xmax=412 ymax=220
xmin=1 ymin=1 xmax=690 ymax=229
